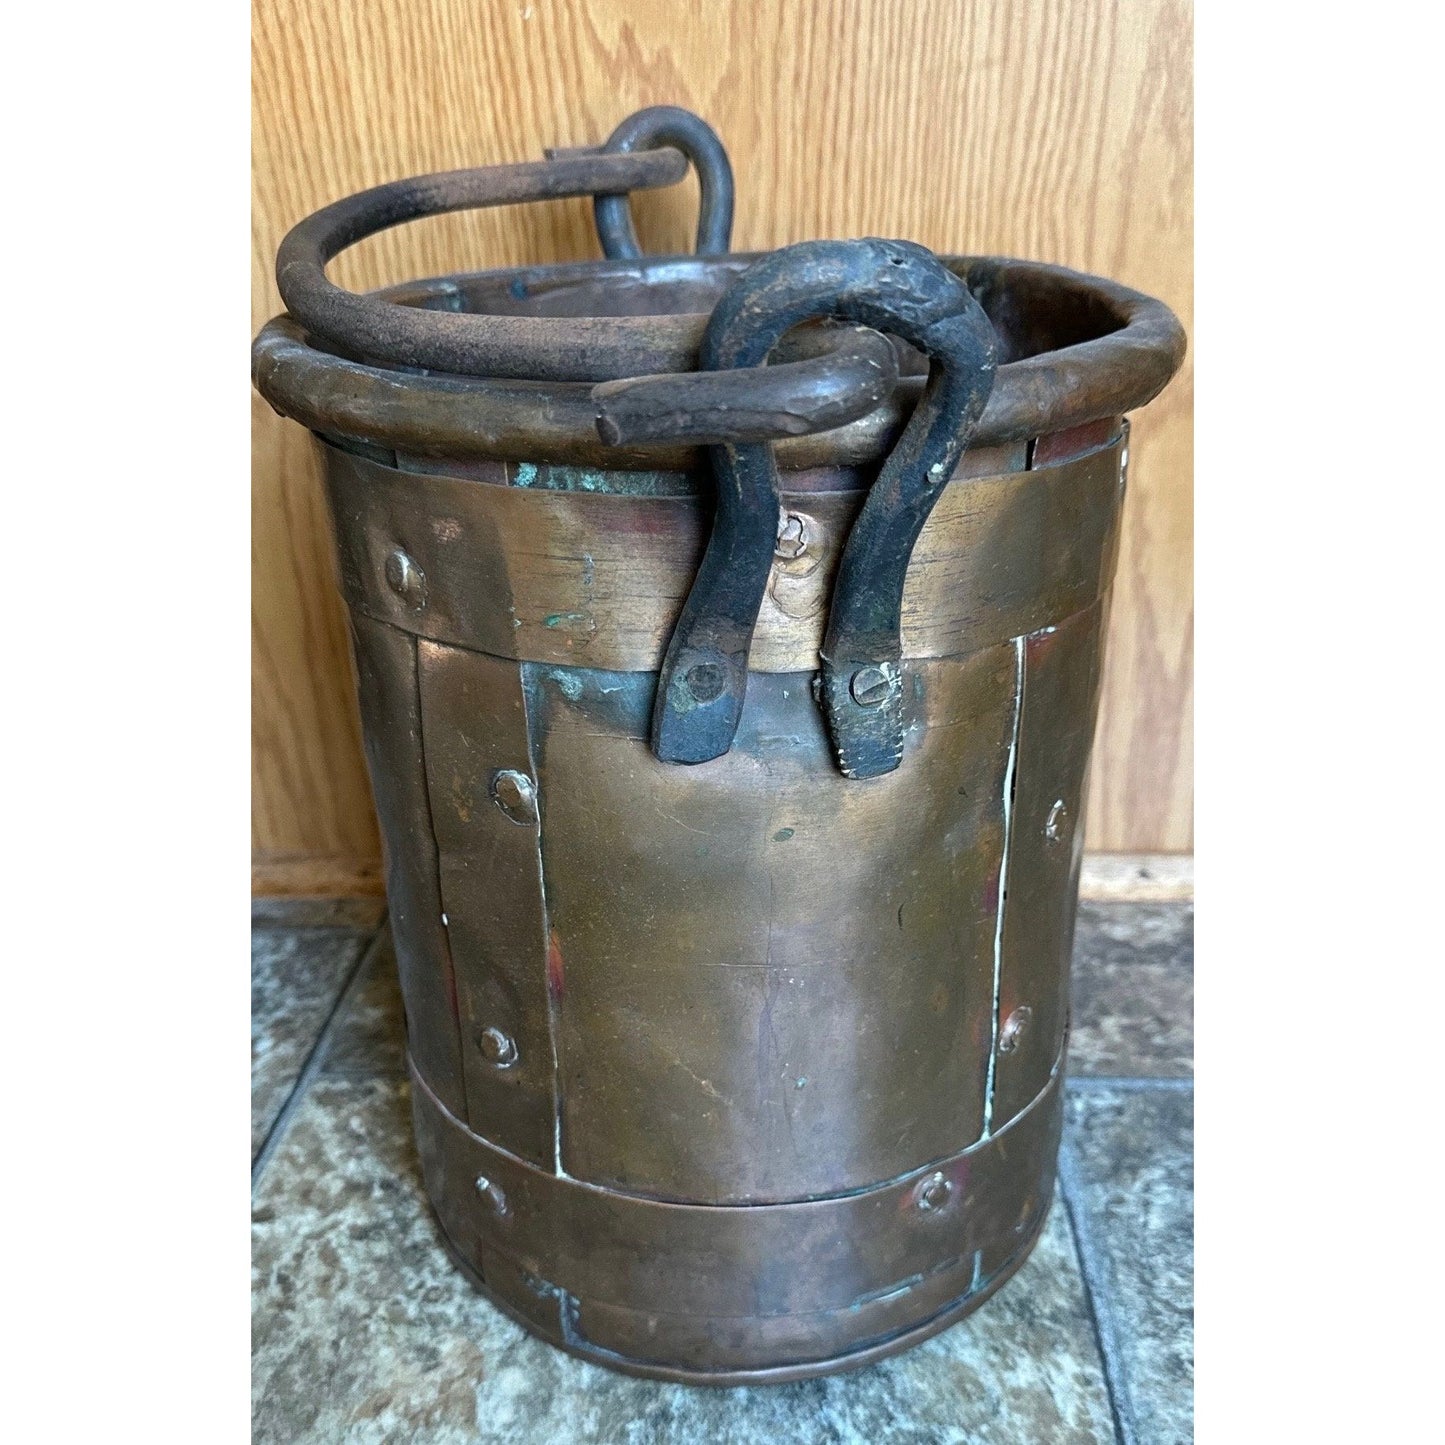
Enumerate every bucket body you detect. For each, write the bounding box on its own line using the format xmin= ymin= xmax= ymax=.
xmin=255 ymin=107 xmax=1183 ymax=1382
xmin=318 ymin=401 xmax=1121 ymax=1382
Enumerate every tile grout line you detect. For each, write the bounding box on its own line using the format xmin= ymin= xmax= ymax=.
xmin=251 ymin=915 xmax=390 ymax=1191
xmin=1058 ymin=1143 xmax=1137 ymax=1445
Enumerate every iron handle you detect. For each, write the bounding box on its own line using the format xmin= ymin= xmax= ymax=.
xmin=271 ymin=100 xmax=886 ymax=442
xmin=275 ymin=146 xmax=688 ymax=378
xmin=592 ymin=105 xmax=734 ymax=260
xmin=590 ymin=324 xmax=899 ymax=446
xmin=277 ymin=106 xmax=733 ymax=381
xmin=650 ymin=237 xmax=998 ymax=779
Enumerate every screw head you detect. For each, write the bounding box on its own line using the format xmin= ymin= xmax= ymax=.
xmin=916 ymin=1171 xmax=953 ymax=1212
xmin=478 ymin=1026 xmax=518 ymax=1068
xmin=1045 ymin=799 xmax=1069 ymax=843
xmin=775 ymin=511 xmax=809 ymax=560
xmin=383 ymin=549 xmax=427 ymax=610
xmin=850 ymin=665 xmax=893 ymax=707
xmin=998 ymin=1005 xmax=1033 ymax=1054
xmin=684 ymin=661 xmax=726 ymax=703
xmin=491 ymin=770 xmax=538 ymax=826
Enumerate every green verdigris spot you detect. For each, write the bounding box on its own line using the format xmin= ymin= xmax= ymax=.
xmin=508 ymin=461 xmax=695 ymax=495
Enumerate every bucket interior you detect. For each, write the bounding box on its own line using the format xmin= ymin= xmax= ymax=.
xmin=376 ymin=254 xmax=1123 ymax=371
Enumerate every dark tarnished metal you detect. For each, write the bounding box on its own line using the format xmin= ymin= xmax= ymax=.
xmin=593 ymin=105 xmax=734 ymax=261
xmin=590 ymin=323 xmax=900 ymax=447
xmin=258 ymin=104 xmax=1185 ymax=1383
xmin=650 ymin=238 xmax=997 ymax=775
xmin=275 ymin=147 xmax=692 ymax=379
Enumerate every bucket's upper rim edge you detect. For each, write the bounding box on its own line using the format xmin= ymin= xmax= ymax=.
xmin=252 ymin=253 xmax=1185 ymax=467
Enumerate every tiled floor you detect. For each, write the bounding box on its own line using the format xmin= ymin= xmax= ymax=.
xmin=253 ymin=900 xmax=1193 ymax=1444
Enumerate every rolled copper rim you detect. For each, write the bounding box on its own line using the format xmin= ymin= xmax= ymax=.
xmin=254 ymin=253 xmax=1184 ymax=468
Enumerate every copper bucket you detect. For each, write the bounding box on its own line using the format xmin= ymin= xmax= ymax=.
xmin=253 ymin=106 xmax=1184 ymax=1383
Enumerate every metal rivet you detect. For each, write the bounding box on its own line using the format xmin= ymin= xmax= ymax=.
xmin=916 ymin=1171 xmax=952 ymax=1212
xmin=491 ymin=770 xmax=538 ymax=826
xmin=998 ymin=1006 xmax=1033 ymax=1054
xmin=1045 ymin=799 xmax=1069 ymax=843
xmin=383 ymin=549 xmax=427 ymax=610
xmin=775 ymin=511 xmax=809 ymax=560
xmin=684 ymin=662 xmax=726 ymax=703
xmin=850 ymin=665 xmax=892 ymax=707
xmin=474 ymin=1175 xmax=509 ymax=1217
xmin=478 ymin=1026 xmax=518 ymax=1068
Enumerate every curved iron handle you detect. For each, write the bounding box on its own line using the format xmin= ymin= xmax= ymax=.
xmin=275 ymin=146 xmax=689 ymax=377
xmin=650 ymin=238 xmax=998 ymax=779
xmin=590 ymin=324 xmax=898 ymax=446
xmin=594 ymin=106 xmax=734 ymax=260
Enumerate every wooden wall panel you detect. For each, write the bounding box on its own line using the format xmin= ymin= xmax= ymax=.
xmin=251 ymin=0 xmax=1193 ymax=876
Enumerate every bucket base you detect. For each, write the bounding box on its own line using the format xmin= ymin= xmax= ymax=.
xmin=409 ymin=1056 xmax=1064 ymax=1384
xmin=435 ymin=1200 xmax=1050 ymax=1385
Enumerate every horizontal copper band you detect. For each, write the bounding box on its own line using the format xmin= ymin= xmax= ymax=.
xmin=447 ymin=1209 xmax=1046 ymax=1384
xmin=566 ymin=1223 xmax=1041 ymax=1378
xmin=410 ymin=1053 xmax=1062 ymax=1322
xmin=325 ymin=433 xmax=1123 ymax=672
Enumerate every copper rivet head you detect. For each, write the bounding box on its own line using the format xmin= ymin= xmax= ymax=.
xmin=383 ymin=548 xmax=427 ymax=611
xmin=998 ymin=1006 xmax=1033 ymax=1054
xmin=850 ymin=666 xmax=892 ymax=707
xmin=491 ymin=770 xmax=538 ymax=826
xmin=775 ymin=511 xmax=809 ymax=560
xmin=474 ymin=1175 xmax=509 ymax=1217
xmin=684 ymin=662 xmax=726 ymax=703
xmin=478 ymin=1026 xmax=518 ymax=1068
xmin=1044 ymin=799 xmax=1069 ymax=843
xmin=916 ymin=1171 xmax=952 ymax=1212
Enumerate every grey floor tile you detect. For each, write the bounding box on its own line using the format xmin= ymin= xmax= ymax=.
xmin=253 ymin=1076 xmax=1116 ymax=1445
xmin=252 ymin=928 xmax=372 ymax=1158
xmin=1061 ymin=1086 xmax=1193 ymax=1445
xmin=324 ymin=927 xmax=407 ymax=1079
xmin=1069 ymin=902 xmax=1193 ymax=1078
xmin=252 ymin=897 xmax=387 ymax=931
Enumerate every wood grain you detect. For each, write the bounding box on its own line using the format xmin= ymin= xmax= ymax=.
xmin=1078 ymin=853 xmax=1193 ymax=902
xmin=251 ymin=850 xmax=384 ymax=898
xmin=252 ymin=0 xmax=1193 ymax=871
